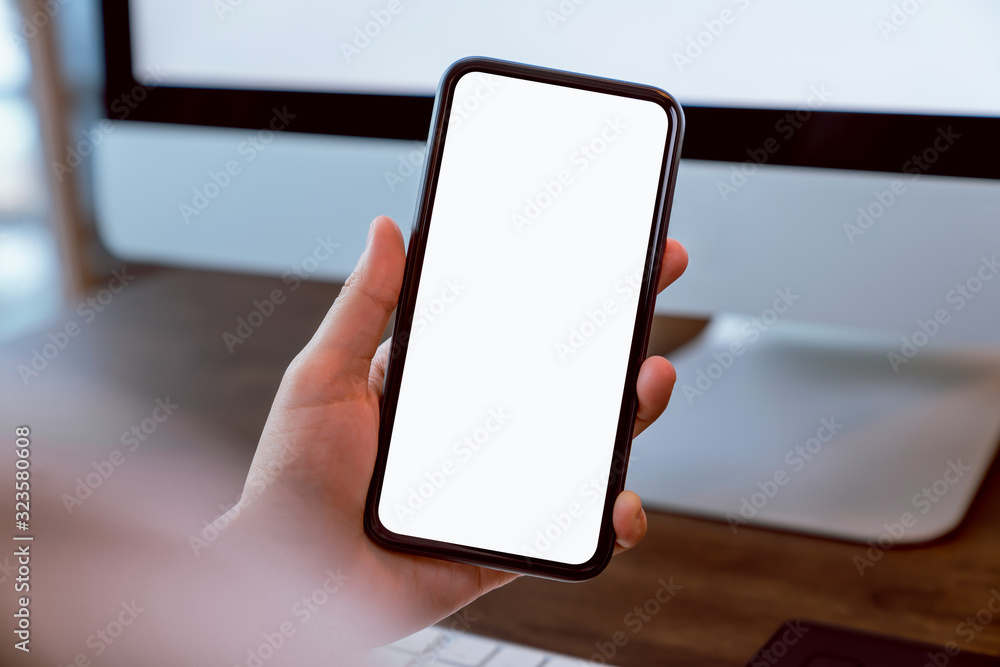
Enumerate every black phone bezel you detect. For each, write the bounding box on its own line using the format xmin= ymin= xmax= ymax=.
xmin=364 ymin=56 xmax=685 ymax=581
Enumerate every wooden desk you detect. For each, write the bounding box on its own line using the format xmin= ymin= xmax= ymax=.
xmin=5 ymin=268 xmax=998 ymax=666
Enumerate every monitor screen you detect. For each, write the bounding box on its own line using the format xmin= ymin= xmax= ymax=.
xmin=129 ymin=0 xmax=1000 ymax=118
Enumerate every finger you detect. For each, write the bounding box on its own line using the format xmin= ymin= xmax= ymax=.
xmin=368 ymin=338 xmax=393 ymax=398
xmin=633 ymin=356 xmax=676 ymax=438
xmin=471 ymin=566 xmax=520 ymax=597
xmin=657 ymin=238 xmax=689 ymax=294
xmin=302 ymin=216 xmax=406 ymax=386
xmin=612 ymin=490 xmax=647 ymax=554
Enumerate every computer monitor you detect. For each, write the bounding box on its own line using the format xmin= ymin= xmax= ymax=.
xmin=95 ymin=0 xmax=1000 ymax=544
xmin=98 ymin=0 xmax=1000 ymax=339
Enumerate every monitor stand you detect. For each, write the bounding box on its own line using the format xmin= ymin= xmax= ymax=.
xmin=628 ymin=313 xmax=1000 ymax=545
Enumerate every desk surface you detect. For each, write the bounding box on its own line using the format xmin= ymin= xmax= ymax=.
xmin=5 ymin=268 xmax=998 ymax=666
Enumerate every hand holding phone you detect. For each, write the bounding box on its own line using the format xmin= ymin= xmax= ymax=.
xmin=229 ymin=58 xmax=686 ymax=650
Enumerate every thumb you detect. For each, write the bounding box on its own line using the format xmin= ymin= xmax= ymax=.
xmin=300 ymin=216 xmax=406 ymax=391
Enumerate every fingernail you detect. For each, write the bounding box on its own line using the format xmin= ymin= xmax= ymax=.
xmin=366 ymin=219 xmax=376 ymax=248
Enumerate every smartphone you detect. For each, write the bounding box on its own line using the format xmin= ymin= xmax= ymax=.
xmin=365 ymin=57 xmax=684 ymax=580
xmin=747 ymin=619 xmax=1000 ymax=666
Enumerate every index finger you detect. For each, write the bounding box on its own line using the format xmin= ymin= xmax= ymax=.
xmin=657 ymin=238 xmax=688 ymax=294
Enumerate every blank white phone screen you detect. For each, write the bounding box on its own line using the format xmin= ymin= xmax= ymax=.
xmin=379 ymin=71 xmax=670 ymax=565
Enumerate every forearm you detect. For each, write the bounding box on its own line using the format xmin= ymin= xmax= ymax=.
xmin=1 ymin=450 xmax=372 ymax=666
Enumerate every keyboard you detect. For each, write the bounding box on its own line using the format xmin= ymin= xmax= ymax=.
xmin=370 ymin=624 xmax=615 ymax=666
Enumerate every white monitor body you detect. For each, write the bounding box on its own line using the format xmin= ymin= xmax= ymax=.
xmin=95 ymin=122 xmax=1000 ymax=345
xmin=93 ymin=123 xmax=1000 ymax=545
